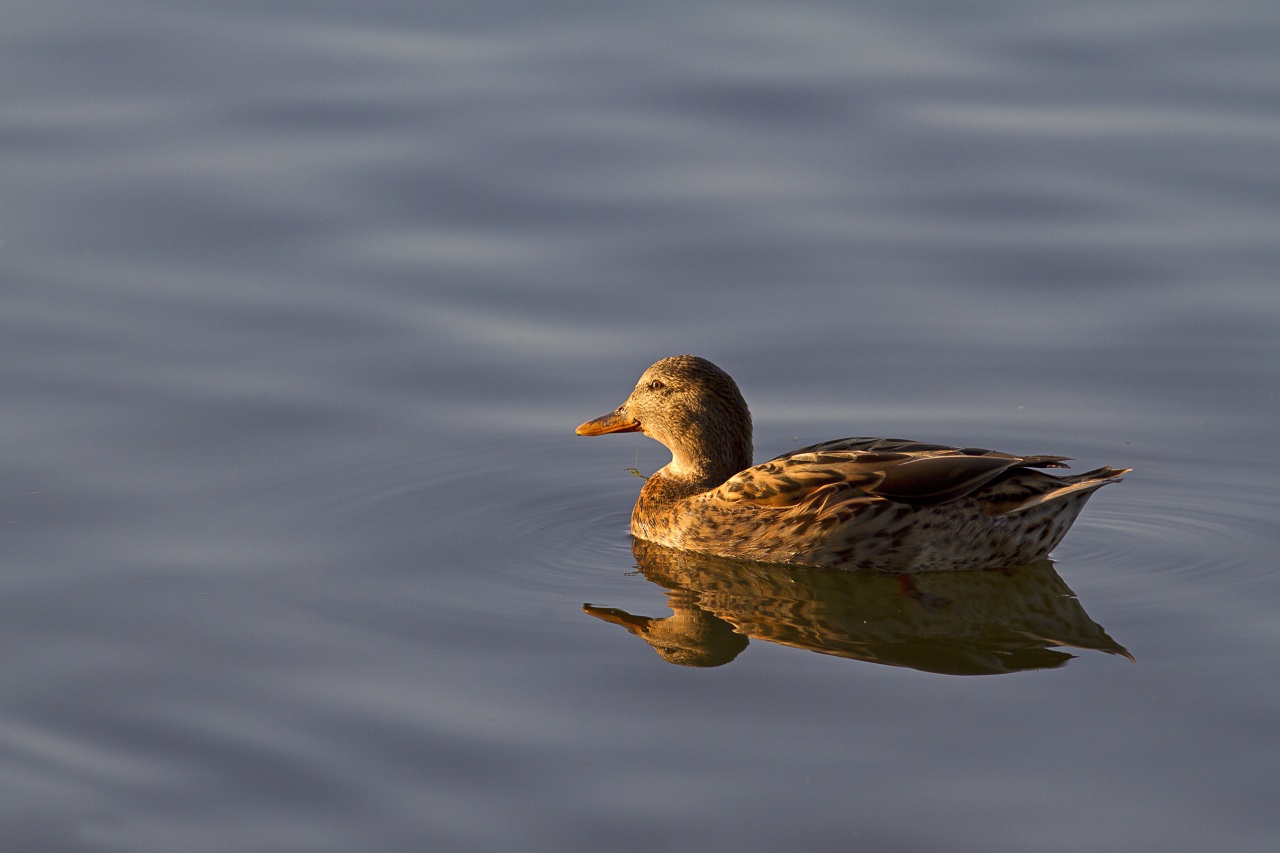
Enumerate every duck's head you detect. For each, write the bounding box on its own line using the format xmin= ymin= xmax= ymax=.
xmin=576 ymin=355 xmax=753 ymax=483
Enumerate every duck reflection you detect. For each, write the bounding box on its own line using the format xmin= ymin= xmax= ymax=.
xmin=585 ymin=539 xmax=1129 ymax=675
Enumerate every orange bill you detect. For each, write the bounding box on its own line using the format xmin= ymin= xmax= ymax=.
xmin=575 ymin=409 xmax=641 ymax=436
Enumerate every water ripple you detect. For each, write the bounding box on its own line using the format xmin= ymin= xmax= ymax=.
xmin=232 ymin=434 xmax=645 ymax=605
xmin=1066 ymin=486 xmax=1278 ymax=595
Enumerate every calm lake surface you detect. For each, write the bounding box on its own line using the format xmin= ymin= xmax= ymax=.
xmin=4 ymin=1 xmax=1279 ymax=850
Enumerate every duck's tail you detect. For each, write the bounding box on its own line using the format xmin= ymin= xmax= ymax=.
xmin=988 ymin=466 xmax=1131 ymax=516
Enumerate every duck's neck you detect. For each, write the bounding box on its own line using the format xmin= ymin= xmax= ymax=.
xmin=633 ymin=438 xmax=749 ymax=539
xmin=630 ymin=414 xmax=752 ymax=543
xmin=649 ymin=420 xmax=754 ymax=499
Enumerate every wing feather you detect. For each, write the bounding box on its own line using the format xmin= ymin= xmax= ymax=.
xmin=718 ymin=440 xmax=1073 ymax=510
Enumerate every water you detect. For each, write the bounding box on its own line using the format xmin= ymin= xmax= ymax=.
xmin=3 ymin=1 xmax=1279 ymax=850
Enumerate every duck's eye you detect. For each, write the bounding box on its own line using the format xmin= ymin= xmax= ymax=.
xmin=648 ymin=380 xmax=664 ymax=391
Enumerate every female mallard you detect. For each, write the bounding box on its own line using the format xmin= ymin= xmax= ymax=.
xmin=576 ymin=355 xmax=1129 ymax=571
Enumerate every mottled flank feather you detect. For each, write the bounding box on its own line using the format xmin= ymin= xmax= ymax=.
xmin=577 ymin=356 xmax=1129 ymax=571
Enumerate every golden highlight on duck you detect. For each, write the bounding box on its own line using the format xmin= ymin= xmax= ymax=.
xmin=576 ymin=355 xmax=1129 ymax=571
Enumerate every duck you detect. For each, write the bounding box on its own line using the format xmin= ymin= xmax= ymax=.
xmin=576 ymin=355 xmax=1129 ymax=571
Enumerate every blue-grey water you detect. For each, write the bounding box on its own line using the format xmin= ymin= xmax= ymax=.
xmin=4 ymin=1 xmax=1279 ymax=850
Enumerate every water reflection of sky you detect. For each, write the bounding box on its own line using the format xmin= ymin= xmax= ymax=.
xmin=3 ymin=1 xmax=1279 ymax=851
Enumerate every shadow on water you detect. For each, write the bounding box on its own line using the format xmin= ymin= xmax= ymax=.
xmin=585 ymin=538 xmax=1130 ymax=675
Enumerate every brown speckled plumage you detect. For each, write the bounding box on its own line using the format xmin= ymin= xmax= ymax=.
xmin=577 ymin=355 xmax=1129 ymax=571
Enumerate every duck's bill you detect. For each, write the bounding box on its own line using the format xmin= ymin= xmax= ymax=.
xmin=575 ymin=409 xmax=641 ymax=436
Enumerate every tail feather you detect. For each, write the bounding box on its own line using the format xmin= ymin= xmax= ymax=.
xmin=990 ymin=467 xmax=1130 ymax=516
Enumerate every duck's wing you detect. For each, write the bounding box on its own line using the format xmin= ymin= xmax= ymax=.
xmin=779 ymin=436 xmax=1070 ymax=468
xmin=720 ymin=441 xmax=1071 ymax=509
